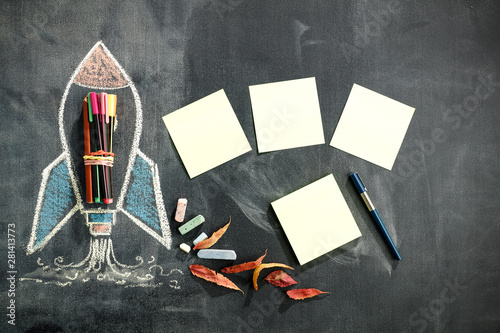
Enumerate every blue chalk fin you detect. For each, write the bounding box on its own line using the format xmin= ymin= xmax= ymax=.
xmin=124 ymin=155 xmax=162 ymax=233
xmin=29 ymin=158 xmax=78 ymax=253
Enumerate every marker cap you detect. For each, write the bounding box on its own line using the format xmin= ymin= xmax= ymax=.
xmin=90 ymin=92 xmax=99 ymax=115
xmin=87 ymin=93 xmax=93 ymax=122
xmin=108 ymin=94 xmax=117 ymax=117
xmin=102 ymin=93 xmax=109 ymax=123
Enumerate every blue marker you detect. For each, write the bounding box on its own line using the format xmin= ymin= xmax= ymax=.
xmin=350 ymin=172 xmax=402 ymax=260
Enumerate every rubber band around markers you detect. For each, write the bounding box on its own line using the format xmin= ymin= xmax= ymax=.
xmin=84 ymin=150 xmax=114 ymax=167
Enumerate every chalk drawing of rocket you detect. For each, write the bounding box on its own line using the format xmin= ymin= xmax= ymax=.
xmin=26 ymin=41 xmax=173 ymax=278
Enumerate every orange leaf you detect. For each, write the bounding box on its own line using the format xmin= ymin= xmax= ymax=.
xmin=193 ymin=217 xmax=231 ymax=250
xmin=253 ymin=263 xmax=294 ymax=290
xmin=264 ymin=270 xmax=298 ymax=287
xmin=189 ymin=264 xmax=243 ymax=294
xmin=222 ymin=249 xmax=268 ymax=274
xmin=286 ymin=288 xmax=330 ymax=300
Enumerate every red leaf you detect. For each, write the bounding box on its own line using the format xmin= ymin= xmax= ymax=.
xmin=264 ymin=270 xmax=298 ymax=287
xmin=221 ymin=249 xmax=267 ymax=274
xmin=189 ymin=264 xmax=243 ymax=294
xmin=286 ymin=288 xmax=330 ymax=300
xmin=253 ymin=263 xmax=294 ymax=290
xmin=193 ymin=217 xmax=231 ymax=250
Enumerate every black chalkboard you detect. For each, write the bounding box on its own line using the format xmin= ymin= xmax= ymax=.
xmin=1 ymin=1 xmax=500 ymax=332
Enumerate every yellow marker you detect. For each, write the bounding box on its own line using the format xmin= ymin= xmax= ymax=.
xmin=108 ymin=94 xmax=117 ymax=152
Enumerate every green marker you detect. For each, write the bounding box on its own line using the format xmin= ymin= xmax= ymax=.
xmin=178 ymin=215 xmax=205 ymax=235
xmin=87 ymin=93 xmax=93 ymax=122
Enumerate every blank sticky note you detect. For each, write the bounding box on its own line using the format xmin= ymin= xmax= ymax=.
xmin=163 ymin=90 xmax=251 ymax=178
xmin=249 ymin=77 xmax=325 ymax=153
xmin=330 ymin=84 xmax=415 ymax=170
xmin=271 ymin=174 xmax=361 ymax=265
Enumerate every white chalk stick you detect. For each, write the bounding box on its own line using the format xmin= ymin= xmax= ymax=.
xmin=197 ymin=249 xmax=237 ymax=260
xmin=193 ymin=232 xmax=208 ymax=245
xmin=179 ymin=243 xmax=191 ymax=253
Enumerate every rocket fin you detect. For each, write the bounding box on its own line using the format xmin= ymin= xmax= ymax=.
xmin=119 ymin=150 xmax=171 ymax=249
xmin=27 ymin=154 xmax=80 ymax=254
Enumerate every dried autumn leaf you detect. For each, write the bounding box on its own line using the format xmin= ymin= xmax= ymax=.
xmin=222 ymin=249 xmax=268 ymax=274
xmin=253 ymin=263 xmax=294 ymax=290
xmin=189 ymin=264 xmax=243 ymax=294
xmin=193 ymin=217 xmax=231 ymax=250
xmin=286 ymin=288 xmax=330 ymax=300
xmin=264 ymin=270 xmax=298 ymax=287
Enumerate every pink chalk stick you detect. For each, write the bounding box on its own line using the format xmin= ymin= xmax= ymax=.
xmin=175 ymin=198 xmax=188 ymax=222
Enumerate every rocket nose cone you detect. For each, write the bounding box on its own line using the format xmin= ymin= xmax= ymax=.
xmin=74 ymin=44 xmax=128 ymax=89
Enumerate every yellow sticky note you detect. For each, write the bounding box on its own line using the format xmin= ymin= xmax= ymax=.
xmin=163 ymin=90 xmax=251 ymax=178
xmin=330 ymin=84 xmax=415 ymax=170
xmin=271 ymin=174 xmax=361 ymax=265
xmin=249 ymin=77 xmax=325 ymax=153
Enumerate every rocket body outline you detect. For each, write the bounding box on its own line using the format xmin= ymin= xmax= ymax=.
xmin=27 ymin=41 xmax=171 ymax=254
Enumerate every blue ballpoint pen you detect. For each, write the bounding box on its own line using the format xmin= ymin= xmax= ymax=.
xmin=350 ymin=172 xmax=402 ymax=260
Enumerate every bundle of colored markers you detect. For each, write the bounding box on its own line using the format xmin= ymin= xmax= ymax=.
xmin=82 ymin=92 xmax=117 ymax=204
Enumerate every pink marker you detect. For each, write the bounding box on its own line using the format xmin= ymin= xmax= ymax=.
xmin=100 ymin=92 xmax=109 ymax=124
xmin=175 ymin=198 xmax=188 ymax=222
xmin=99 ymin=92 xmax=106 ymax=118
xmin=90 ymin=92 xmax=99 ymax=115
